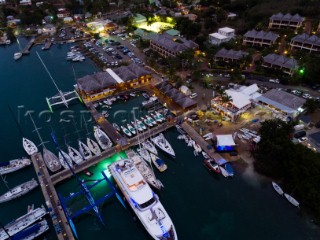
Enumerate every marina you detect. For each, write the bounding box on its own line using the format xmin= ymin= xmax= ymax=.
xmin=0 ymin=39 xmax=319 ymax=240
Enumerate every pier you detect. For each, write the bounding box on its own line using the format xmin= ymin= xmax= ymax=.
xmin=51 ymin=121 xmax=175 ymax=185
xmin=42 ymin=42 xmax=52 ymax=50
xmin=31 ymin=153 xmax=75 ymax=240
xmin=180 ymin=122 xmax=223 ymax=160
xmin=21 ymin=38 xmax=35 ymax=55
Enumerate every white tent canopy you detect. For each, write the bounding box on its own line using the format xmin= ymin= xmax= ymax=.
xmin=216 ymin=134 xmax=236 ymax=146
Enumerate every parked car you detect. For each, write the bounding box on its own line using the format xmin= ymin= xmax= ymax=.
xmin=269 ymin=78 xmax=280 ymax=84
xmin=294 ymin=131 xmax=306 ymax=139
xmin=190 ymin=93 xmax=198 ymax=98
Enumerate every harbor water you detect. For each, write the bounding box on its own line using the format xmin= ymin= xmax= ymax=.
xmin=0 ymin=39 xmax=320 ymax=240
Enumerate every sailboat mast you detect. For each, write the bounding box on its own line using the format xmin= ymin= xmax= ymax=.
xmin=7 ymin=104 xmax=24 ymax=137
xmin=28 ymin=112 xmax=45 ymax=147
xmin=36 ymin=51 xmax=60 ymax=93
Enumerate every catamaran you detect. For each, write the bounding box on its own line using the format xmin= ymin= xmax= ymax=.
xmin=93 ymin=126 xmax=112 ymax=150
xmin=0 ymin=158 xmax=31 ymax=175
xmin=150 ymin=153 xmax=167 ymax=172
xmin=0 ymin=179 xmax=38 ymax=204
xmin=142 ymin=140 xmax=158 ymax=155
xmin=68 ymin=145 xmax=83 ymax=164
xmin=22 ymin=138 xmax=38 ymax=156
xmin=36 ymin=51 xmax=81 ymax=112
xmin=78 ymin=140 xmax=92 ymax=160
xmin=87 ymin=137 xmax=101 ymax=156
xmin=59 ymin=150 xmax=73 ymax=169
xmin=151 ymin=134 xmax=175 ymax=158
xmin=0 ymin=205 xmax=47 ymax=240
xmin=121 ymin=125 xmax=132 ymax=137
xmin=109 ymin=158 xmax=177 ymax=240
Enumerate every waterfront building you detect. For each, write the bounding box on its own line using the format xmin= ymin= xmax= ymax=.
xmin=76 ymin=64 xmax=152 ymax=101
xmin=149 ymin=33 xmax=198 ymax=58
xmin=243 ymin=29 xmax=279 ymax=46
xmin=214 ymin=48 xmax=248 ymax=63
xmin=57 ymin=8 xmax=70 ymax=19
xmin=155 ymin=81 xmax=197 ymax=112
xmin=255 ymin=89 xmax=306 ymax=119
xmin=41 ymin=24 xmax=56 ymax=36
xmin=268 ymin=13 xmax=304 ymax=30
xmin=209 ymin=27 xmax=235 ymax=45
xmin=20 ymin=0 xmax=31 ymax=5
xmin=262 ymin=53 xmax=298 ymax=75
xmin=215 ymin=134 xmax=236 ymax=152
xmin=290 ymin=33 xmax=320 ymax=53
xmin=211 ymin=84 xmax=260 ymax=122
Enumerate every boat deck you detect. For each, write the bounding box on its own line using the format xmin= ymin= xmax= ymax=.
xmin=31 ymin=153 xmax=74 ymax=240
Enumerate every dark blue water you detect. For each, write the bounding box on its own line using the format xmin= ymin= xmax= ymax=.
xmin=0 ymin=38 xmax=320 ymax=240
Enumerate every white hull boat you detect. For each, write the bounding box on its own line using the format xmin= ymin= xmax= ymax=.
xmin=78 ymin=140 xmax=92 ymax=160
xmin=151 ymin=133 xmax=175 ymax=158
xmin=284 ymin=193 xmax=300 ymax=207
xmin=121 ymin=126 xmax=132 ymax=137
xmin=42 ymin=148 xmax=61 ymax=172
xmin=112 ymin=123 xmax=120 ymax=132
xmin=142 ymin=140 xmax=158 ymax=155
xmin=127 ymin=124 xmax=136 ymax=135
xmin=272 ymin=182 xmax=284 ymax=195
xmin=59 ymin=150 xmax=73 ymax=169
xmin=137 ymin=147 xmax=151 ymax=164
xmin=0 ymin=179 xmax=38 ymax=203
xmin=0 ymin=206 xmax=47 ymax=240
xmin=155 ymin=111 xmax=165 ymax=121
xmin=146 ymin=115 xmax=156 ymax=126
xmin=219 ymin=166 xmax=230 ymax=178
xmin=22 ymin=138 xmax=38 ymax=156
xmin=150 ymin=113 xmax=162 ymax=123
xmin=94 ymin=126 xmax=112 ymax=150
xmin=141 ymin=117 xmax=153 ymax=127
xmin=86 ymin=137 xmax=101 ymax=156
xmin=150 ymin=153 xmax=167 ymax=172
xmin=125 ymin=149 xmax=163 ymax=190
xmin=14 ymin=52 xmax=22 ymax=60
xmin=68 ymin=146 xmax=83 ymax=164
xmin=0 ymin=158 xmax=31 ymax=175
xmin=109 ymin=159 xmax=177 ymax=240
xmin=136 ymin=119 xmax=147 ymax=130
xmin=131 ymin=121 xmax=143 ymax=132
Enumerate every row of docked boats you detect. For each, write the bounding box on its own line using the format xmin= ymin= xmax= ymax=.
xmin=66 ymin=46 xmax=85 ymax=62
xmin=113 ymin=112 xmax=166 ymax=138
xmin=21 ymin=125 xmax=112 ymax=172
xmin=0 ymin=205 xmax=48 ymax=240
xmin=271 ymin=182 xmax=300 ymax=208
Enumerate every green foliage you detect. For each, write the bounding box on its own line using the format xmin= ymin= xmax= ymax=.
xmin=253 ymin=119 xmax=320 ymax=223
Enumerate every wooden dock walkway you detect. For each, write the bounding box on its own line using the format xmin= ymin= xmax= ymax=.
xmin=22 ymin=38 xmax=35 ymax=55
xmin=51 ymin=121 xmax=174 ymax=185
xmin=180 ymin=122 xmax=223 ymax=160
xmin=31 ymin=153 xmax=75 ymax=240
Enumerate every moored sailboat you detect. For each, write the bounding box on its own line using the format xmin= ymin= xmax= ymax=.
xmin=78 ymin=140 xmax=92 ymax=160
xmin=22 ymin=138 xmax=38 ymax=156
xmin=93 ymin=126 xmax=112 ymax=150
xmin=142 ymin=140 xmax=158 ymax=155
xmin=58 ymin=150 xmax=73 ymax=169
xmin=68 ymin=145 xmax=83 ymax=164
xmin=151 ymin=133 xmax=175 ymax=158
xmin=0 ymin=158 xmax=31 ymax=175
xmin=86 ymin=137 xmax=101 ymax=156
xmin=150 ymin=153 xmax=167 ymax=172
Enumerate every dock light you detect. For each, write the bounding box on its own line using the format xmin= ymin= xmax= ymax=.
xmin=299 ymin=68 xmax=305 ymax=75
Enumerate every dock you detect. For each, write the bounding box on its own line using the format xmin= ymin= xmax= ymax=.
xmin=21 ymin=38 xmax=35 ymax=55
xmin=31 ymin=153 xmax=75 ymax=240
xmin=180 ymin=122 xmax=223 ymax=160
xmin=51 ymin=121 xmax=175 ymax=185
xmin=42 ymin=42 xmax=52 ymax=50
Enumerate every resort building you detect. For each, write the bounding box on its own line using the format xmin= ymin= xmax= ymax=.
xmin=211 ymin=84 xmax=261 ymax=122
xmin=155 ymin=81 xmax=197 ymax=111
xmin=268 ymin=13 xmax=304 ymax=29
xmin=76 ymin=64 xmax=152 ymax=101
xmin=255 ymin=89 xmax=306 ymax=119
xmin=214 ymin=48 xmax=248 ymax=63
xmin=209 ymin=27 xmax=235 ymax=45
xmin=149 ymin=33 xmax=198 ymax=58
xmin=262 ymin=53 xmax=298 ymax=75
xmin=243 ymin=29 xmax=279 ymax=46
xmin=290 ymin=33 xmax=320 ymax=53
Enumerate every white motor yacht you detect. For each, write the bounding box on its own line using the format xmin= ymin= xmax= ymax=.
xmin=109 ymin=158 xmax=177 ymax=240
xmin=13 ymin=52 xmax=22 ymax=60
xmin=127 ymin=123 xmax=136 ymax=135
xmin=121 ymin=126 xmax=132 ymax=137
